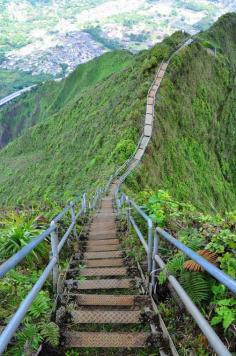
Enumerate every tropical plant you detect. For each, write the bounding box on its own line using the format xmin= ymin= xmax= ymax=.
xmin=0 ymin=212 xmax=49 ymax=265
xmin=180 ymin=271 xmax=211 ymax=304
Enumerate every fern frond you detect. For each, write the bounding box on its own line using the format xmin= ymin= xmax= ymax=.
xmin=29 ymin=291 xmax=51 ymax=318
xmin=39 ymin=321 xmax=60 ymax=347
xmin=180 ymin=271 xmax=211 ymax=304
xmin=166 ymin=253 xmax=185 ymax=276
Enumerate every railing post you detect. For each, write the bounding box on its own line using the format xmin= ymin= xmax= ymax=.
xmin=151 ymin=229 xmax=159 ymax=290
xmin=83 ymin=193 xmax=86 ymax=214
xmin=127 ymin=198 xmax=131 ymax=232
xmin=70 ymin=201 xmax=78 ymax=239
xmin=147 ymin=219 xmax=153 ymax=275
xmin=50 ymin=221 xmax=59 ymax=294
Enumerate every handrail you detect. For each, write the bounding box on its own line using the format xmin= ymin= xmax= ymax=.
xmin=0 ymin=187 xmax=106 ymax=354
xmin=0 ymin=225 xmax=55 ymax=279
xmin=156 ymin=227 xmax=236 ymax=294
xmin=118 ymin=194 xmax=234 ymax=355
xmin=154 ymin=254 xmax=231 ymax=356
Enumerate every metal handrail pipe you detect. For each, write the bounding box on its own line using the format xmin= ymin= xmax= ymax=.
xmin=0 ymin=257 xmax=57 ymax=354
xmin=75 ymin=208 xmax=83 ymax=220
xmin=127 ymin=197 xmax=152 ymax=227
xmin=130 ymin=215 xmax=148 ymax=253
xmin=154 ymin=255 xmax=231 ymax=356
xmin=0 ymin=225 xmax=55 ymax=279
xmin=156 ymin=227 xmax=236 ymax=294
xmin=53 ymin=205 xmax=71 ymax=223
xmin=58 ymin=221 xmax=76 ymax=253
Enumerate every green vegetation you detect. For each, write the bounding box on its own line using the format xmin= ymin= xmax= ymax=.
xmin=124 ymin=188 xmax=236 ymax=353
xmin=0 ymin=69 xmax=50 ymax=98
xmin=0 ymin=209 xmax=59 ymax=355
xmin=128 ymin=13 xmax=236 ymax=212
xmin=0 ymin=14 xmax=236 ymax=355
xmin=0 ymin=32 xmax=185 ymax=206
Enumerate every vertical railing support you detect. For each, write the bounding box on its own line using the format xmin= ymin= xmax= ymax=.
xmin=82 ymin=193 xmax=86 ymax=214
xmin=50 ymin=221 xmax=59 ymax=294
xmin=126 ymin=198 xmax=131 ymax=232
xmin=147 ymin=219 xmax=153 ymax=275
xmin=151 ymin=230 xmax=159 ymax=290
xmin=70 ymin=201 xmax=78 ymax=239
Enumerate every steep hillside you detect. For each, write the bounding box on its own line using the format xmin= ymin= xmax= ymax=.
xmin=0 ymin=51 xmax=132 ymax=148
xmin=127 ymin=13 xmax=236 ymax=212
xmin=0 ymin=14 xmax=235 ymax=212
xmin=0 ymin=33 xmax=186 ymax=205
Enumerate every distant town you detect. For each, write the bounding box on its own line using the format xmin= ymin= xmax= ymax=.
xmin=0 ymin=0 xmax=236 ymax=77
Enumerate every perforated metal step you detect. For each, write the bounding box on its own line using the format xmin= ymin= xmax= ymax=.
xmin=80 ymin=267 xmax=127 ymax=277
xmin=84 ymin=251 xmax=122 ymax=259
xmin=87 ymin=239 xmax=119 ymax=246
xmin=72 ymin=309 xmax=141 ymax=324
xmin=75 ymin=278 xmax=132 ymax=290
xmin=65 ymin=331 xmax=150 ymax=348
xmin=89 ymin=232 xmax=117 ymax=239
xmin=86 ymin=244 xmax=119 ymax=252
xmin=85 ymin=258 xmax=124 ymax=267
xmin=72 ymin=294 xmax=135 ymax=306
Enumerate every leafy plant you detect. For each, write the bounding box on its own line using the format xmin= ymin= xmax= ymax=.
xmin=39 ymin=321 xmax=60 ymax=347
xmin=15 ymin=324 xmax=42 ymax=353
xmin=211 ymin=299 xmax=236 ymax=330
xmin=0 ymin=212 xmax=49 ymax=265
xmin=180 ymin=271 xmax=211 ymax=304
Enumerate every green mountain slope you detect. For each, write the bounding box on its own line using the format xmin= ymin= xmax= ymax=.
xmin=0 ymin=50 xmax=132 ymax=148
xmin=0 ymin=33 xmax=185 ymax=205
xmin=127 ymin=13 xmax=236 ymax=212
xmin=0 ymin=14 xmax=235 ymax=212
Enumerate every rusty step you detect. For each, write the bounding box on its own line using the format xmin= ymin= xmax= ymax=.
xmin=84 ymin=251 xmax=122 ymax=259
xmin=86 ymin=239 xmax=119 ymax=246
xmin=88 ymin=232 xmax=117 ymax=240
xmin=86 ymin=244 xmax=119 ymax=252
xmin=69 ymin=294 xmax=135 ymax=306
xmin=71 ymin=309 xmax=141 ymax=324
xmin=65 ymin=331 xmax=150 ymax=348
xmin=73 ymin=278 xmax=132 ymax=290
xmin=84 ymin=258 xmax=124 ymax=267
xmin=80 ymin=267 xmax=127 ymax=277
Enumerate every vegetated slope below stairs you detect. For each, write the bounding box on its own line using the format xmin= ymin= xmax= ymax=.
xmin=51 ymin=197 xmax=167 ymax=355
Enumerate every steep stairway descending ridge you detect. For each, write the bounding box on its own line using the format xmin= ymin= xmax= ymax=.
xmin=114 ymin=38 xmax=193 ymax=190
xmin=61 ymin=197 xmax=162 ymax=352
xmin=59 ymin=39 xmax=193 ymax=353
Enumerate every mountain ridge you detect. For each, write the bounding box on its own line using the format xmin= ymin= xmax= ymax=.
xmin=0 ymin=13 xmax=235 ymax=212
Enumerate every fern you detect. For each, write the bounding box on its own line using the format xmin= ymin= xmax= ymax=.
xmin=39 ymin=321 xmax=60 ymax=347
xmin=179 ymin=228 xmax=205 ymax=251
xmin=16 ymin=323 xmax=42 ymax=351
xmin=180 ymin=271 xmax=211 ymax=304
xmin=28 ymin=291 xmax=51 ymax=318
xmin=166 ymin=253 xmax=185 ymax=276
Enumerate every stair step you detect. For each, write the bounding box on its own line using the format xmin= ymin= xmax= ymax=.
xmin=70 ymin=294 xmax=135 ymax=306
xmin=65 ymin=331 xmax=150 ymax=348
xmin=89 ymin=232 xmax=117 ymax=239
xmin=80 ymin=267 xmax=127 ymax=277
xmin=75 ymin=278 xmax=132 ymax=290
xmin=84 ymin=251 xmax=122 ymax=259
xmin=71 ymin=309 xmax=141 ymax=324
xmin=85 ymin=258 xmax=124 ymax=267
xmin=87 ymin=239 xmax=119 ymax=246
xmin=86 ymin=244 xmax=119 ymax=252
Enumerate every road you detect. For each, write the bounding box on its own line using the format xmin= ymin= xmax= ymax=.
xmin=0 ymin=85 xmax=37 ymax=107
